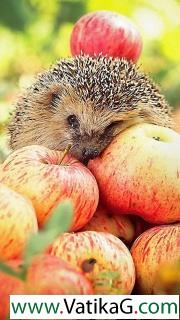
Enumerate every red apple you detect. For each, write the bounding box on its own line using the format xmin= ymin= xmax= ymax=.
xmin=26 ymin=254 xmax=93 ymax=294
xmin=81 ymin=205 xmax=135 ymax=243
xmin=131 ymin=224 xmax=180 ymax=294
xmin=0 ymin=260 xmax=25 ymax=320
xmin=88 ymin=124 xmax=180 ymax=224
xmin=0 ymin=182 xmax=38 ymax=260
xmin=70 ymin=10 xmax=142 ymax=62
xmin=0 ymin=145 xmax=99 ymax=230
xmin=48 ymin=231 xmax=135 ymax=294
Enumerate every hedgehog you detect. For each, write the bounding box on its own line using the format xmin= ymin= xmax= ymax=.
xmin=9 ymin=55 xmax=172 ymax=163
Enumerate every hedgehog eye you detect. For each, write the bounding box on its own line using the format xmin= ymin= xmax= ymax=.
xmin=67 ymin=114 xmax=79 ymax=129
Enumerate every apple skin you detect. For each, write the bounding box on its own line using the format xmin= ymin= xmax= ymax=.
xmin=0 ymin=183 xmax=38 ymax=260
xmin=0 ymin=145 xmax=99 ymax=230
xmin=152 ymin=260 xmax=180 ymax=294
xmin=0 ymin=260 xmax=25 ymax=320
xmin=132 ymin=216 xmax=155 ymax=240
xmin=88 ymin=124 xmax=180 ymax=224
xmin=81 ymin=205 xmax=135 ymax=243
xmin=0 ymin=257 xmax=93 ymax=320
xmin=48 ymin=231 xmax=135 ymax=294
xmin=131 ymin=224 xmax=180 ymax=294
xmin=26 ymin=254 xmax=93 ymax=294
xmin=70 ymin=11 xmax=142 ymax=62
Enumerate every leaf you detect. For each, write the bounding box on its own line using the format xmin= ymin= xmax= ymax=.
xmin=44 ymin=200 xmax=73 ymax=232
xmin=94 ymin=271 xmax=119 ymax=288
xmin=0 ymin=200 xmax=73 ymax=280
xmin=23 ymin=199 xmax=73 ymax=268
xmin=98 ymin=271 xmax=119 ymax=280
xmin=0 ymin=260 xmax=22 ymax=280
xmin=0 ymin=0 xmax=32 ymax=31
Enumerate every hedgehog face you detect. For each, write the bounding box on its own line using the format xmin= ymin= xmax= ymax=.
xmin=50 ymin=88 xmax=127 ymax=163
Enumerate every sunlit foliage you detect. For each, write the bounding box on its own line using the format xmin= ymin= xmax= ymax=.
xmin=0 ymin=0 xmax=179 ymax=161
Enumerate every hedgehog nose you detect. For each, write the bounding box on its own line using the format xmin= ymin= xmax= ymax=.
xmin=82 ymin=148 xmax=99 ymax=162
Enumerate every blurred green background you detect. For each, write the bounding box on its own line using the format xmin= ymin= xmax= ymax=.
xmin=0 ymin=0 xmax=180 ymax=162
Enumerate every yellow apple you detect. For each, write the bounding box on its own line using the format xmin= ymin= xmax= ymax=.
xmin=131 ymin=224 xmax=180 ymax=294
xmin=48 ymin=231 xmax=135 ymax=294
xmin=0 ymin=182 xmax=38 ymax=260
xmin=0 ymin=260 xmax=25 ymax=320
xmin=88 ymin=124 xmax=180 ymax=224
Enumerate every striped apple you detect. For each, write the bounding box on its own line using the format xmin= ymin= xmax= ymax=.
xmin=48 ymin=231 xmax=135 ymax=294
xmin=88 ymin=124 xmax=180 ymax=224
xmin=0 ymin=260 xmax=25 ymax=320
xmin=0 ymin=145 xmax=99 ymax=230
xmin=71 ymin=10 xmax=142 ymax=62
xmin=81 ymin=204 xmax=135 ymax=243
xmin=0 ymin=183 xmax=38 ymax=260
xmin=131 ymin=224 xmax=180 ymax=294
xmin=26 ymin=254 xmax=93 ymax=294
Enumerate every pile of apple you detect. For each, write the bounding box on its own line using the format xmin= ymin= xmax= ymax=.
xmin=0 ymin=10 xmax=180 ymax=319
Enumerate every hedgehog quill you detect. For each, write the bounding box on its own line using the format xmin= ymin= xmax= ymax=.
xmin=9 ymin=55 xmax=172 ymax=163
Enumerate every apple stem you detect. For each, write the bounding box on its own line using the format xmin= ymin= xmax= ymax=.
xmin=153 ymin=136 xmax=160 ymax=141
xmin=59 ymin=144 xmax=72 ymax=165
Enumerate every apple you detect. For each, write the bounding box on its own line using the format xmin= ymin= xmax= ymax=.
xmin=0 ymin=145 xmax=99 ymax=230
xmin=0 ymin=182 xmax=38 ymax=260
xmin=48 ymin=231 xmax=135 ymax=294
xmin=88 ymin=123 xmax=180 ymax=224
xmin=0 ymin=260 xmax=25 ymax=320
xmin=132 ymin=216 xmax=155 ymax=240
xmin=70 ymin=10 xmax=142 ymax=62
xmin=131 ymin=224 xmax=180 ymax=294
xmin=81 ymin=205 xmax=135 ymax=243
xmin=26 ymin=254 xmax=93 ymax=294
xmin=153 ymin=260 xmax=180 ymax=294
xmin=0 ymin=255 xmax=93 ymax=320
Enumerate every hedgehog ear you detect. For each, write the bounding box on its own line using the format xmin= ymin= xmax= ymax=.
xmin=34 ymin=82 xmax=64 ymax=106
xmin=32 ymin=81 xmax=74 ymax=107
xmin=49 ymin=83 xmax=64 ymax=105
